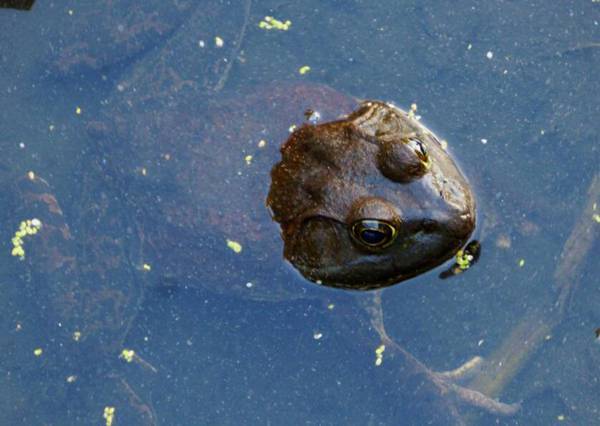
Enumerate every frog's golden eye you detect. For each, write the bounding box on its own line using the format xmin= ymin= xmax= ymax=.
xmin=350 ymin=219 xmax=398 ymax=249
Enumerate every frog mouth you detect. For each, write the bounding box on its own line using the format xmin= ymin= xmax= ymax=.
xmin=295 ymin=256 xmax=407 ymax=291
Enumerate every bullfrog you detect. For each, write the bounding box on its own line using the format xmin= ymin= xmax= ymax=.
xmin=269 ymin=100 xmax=475 ymax=289
xmin=4 ymin=2 xmax=516 ymax=424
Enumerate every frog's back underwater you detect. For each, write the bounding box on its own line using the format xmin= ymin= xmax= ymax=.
xmin=90 ymin=82 xmax=362 ymax=300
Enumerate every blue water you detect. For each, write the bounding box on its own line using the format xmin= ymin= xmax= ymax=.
xmin=1 ymin=1 xmax=598 ymax=425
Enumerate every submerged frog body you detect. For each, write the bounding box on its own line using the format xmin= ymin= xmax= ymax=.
xmin=269 ymin=101 xmax=475 ymax=289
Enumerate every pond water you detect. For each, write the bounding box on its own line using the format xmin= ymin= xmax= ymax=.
xmin=0 ymin=1 xmax=598 ymax=425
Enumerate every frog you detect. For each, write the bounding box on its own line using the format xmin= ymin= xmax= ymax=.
xmin=268 ymin=100 xmax=475 ymax=289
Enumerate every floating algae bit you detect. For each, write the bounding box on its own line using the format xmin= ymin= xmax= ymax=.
xmin=258 ymin=16 xmax=291 ymax=31
xmin=119 ymin=349 xmax=135 ymax=363
xmin=407 ymin=102 xmax=418 ymax=118
xmin=11 ymin=218 xmax=42 ymax=260
xmin=226 ymin=238 xmax=242 ymax=253
xmin=103 ymin=406 xmax=115 ymax=426
xmin=439 ymin=240 xmax=481 ymax=279
xmin=455 ymin=249 xmax=473 ymax=270
xmin=119 ymin=348 xmax=158 ymax=372
xmin=298 ymin=65 xmax=311 ymax=75
xmin=374 ymin=344 xmax=386 ymax=366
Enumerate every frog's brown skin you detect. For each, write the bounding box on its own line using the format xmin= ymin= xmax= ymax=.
xmin=268 ymin=101 xmax=475 ymax=289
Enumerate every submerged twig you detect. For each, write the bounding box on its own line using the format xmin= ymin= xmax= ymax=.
xmin=364 ymin=292 xmax=520 ymax=417
xmin=467 ymin=173 xmax=599 ymax=399
xmin=112 ymin=375 xmax=159 ymax=426
xmin=212 ymin=0 xmax=252 ymax=93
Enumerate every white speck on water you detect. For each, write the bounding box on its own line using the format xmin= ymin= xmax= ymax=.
xmin=481 ymin=138 xmax=488 ymax=145
xmin=486 ymin=51 xmax=493 ymax=59
xmin=307 ymin=110 xmax=321 ymax=124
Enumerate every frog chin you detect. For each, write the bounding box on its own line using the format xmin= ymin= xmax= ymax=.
xmin=297 ymin=259 xmax=405 ymax=291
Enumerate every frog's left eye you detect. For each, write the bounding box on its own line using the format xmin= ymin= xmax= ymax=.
xmin=350 ymin=219 xmax=398 ymax=249
xmin=377 ymin=137 xmax=430 ymax=183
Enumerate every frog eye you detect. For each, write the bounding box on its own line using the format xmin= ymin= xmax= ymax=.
xmin=377 ymin=137 xmax=430 ymax=183
xmin=406 ymin=137 xmax=429 ymax=166
xmin=350 ymin=219 xmax=398 ymax=249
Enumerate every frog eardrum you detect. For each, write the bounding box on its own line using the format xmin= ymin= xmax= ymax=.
xmin=268 ymin=101 xmax=475 ymax=290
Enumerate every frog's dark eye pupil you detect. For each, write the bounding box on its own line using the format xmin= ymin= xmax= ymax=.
xmin=361 ymin=229 xmax=386 ymax=245
xmin=350 ymin=219 xmax=398 ymax=249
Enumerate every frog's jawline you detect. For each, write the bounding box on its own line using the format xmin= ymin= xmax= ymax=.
xmin=295 ymin=242 xmax=462 ymax=291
